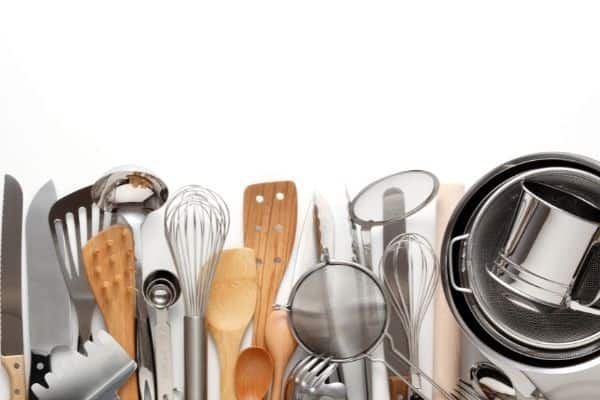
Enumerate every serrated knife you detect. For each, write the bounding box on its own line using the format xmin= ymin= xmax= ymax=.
xmin=1 ymin=175 xmax=25 ymax=400
xmin=27 ymin=181 xmax=73 ymax=399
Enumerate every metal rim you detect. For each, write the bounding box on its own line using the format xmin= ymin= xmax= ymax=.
xmin=464 ymin=166 xmax=600 ymax=351
xmin=285 ymin=258 xmax=389 ymax=363
xmin=349 ymin=170 xmax=439 ymax=228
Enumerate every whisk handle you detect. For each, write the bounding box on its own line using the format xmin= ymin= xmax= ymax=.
xmin=184 ymin=316 xmax=207 ymax=400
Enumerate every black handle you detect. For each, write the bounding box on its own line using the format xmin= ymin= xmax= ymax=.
xmin=29 ymin=352 xmax=51 ymax=400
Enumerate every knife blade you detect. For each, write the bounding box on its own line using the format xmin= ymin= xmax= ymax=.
xmin=27 ymin=181 xmax=74 ymax=399
xmin=383 ymin=188 xmax=410 ymax=379
xmin=1 ymin=174 xmax=25 ymax=400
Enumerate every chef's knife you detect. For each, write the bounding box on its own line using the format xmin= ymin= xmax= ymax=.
xmin=1 ymin=175 xmax=25 ymax=400
xmin=27 ymin=181 xmax=74 ymax=399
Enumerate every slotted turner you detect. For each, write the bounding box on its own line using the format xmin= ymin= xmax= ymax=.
xmin=49 ymin=185 xmax=118 ymax=348
xmin=83 ymin=225 xmax=138 ymax=400
xmin=243 ymin=181 xmax=297 ymax=348
xmin=31 ymin=330 xmax=136 ymax=400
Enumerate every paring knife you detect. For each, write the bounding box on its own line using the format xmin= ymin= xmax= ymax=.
xmin=27 ymin=181 xmax=74 ymax=399
xmin=383 ymin=188 xmax=410 ymax=400
xmin=0 ymin=175 xmax=25 ymax=400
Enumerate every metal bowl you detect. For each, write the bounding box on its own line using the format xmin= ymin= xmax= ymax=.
xmin=442 ymin=152 xmax=600 ymax=367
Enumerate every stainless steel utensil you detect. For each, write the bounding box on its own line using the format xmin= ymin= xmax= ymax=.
xmin=382 ymin=189 xmax=410 ymax=383
xmin=488 ymin=180 xmax=600 ymax=315
xmin=164 ymin=185 xmax=230 ymax=400
xmin=469 ymin=362 xmax=546 ymax=400
xmin=291 ymin=356 xmax=341 ymax=399
xmin=348 ymin=170 xmax=439 ymax=269
xmin=27 ymin=181 xmax=74 ymax=399
xmin=31 ymin=330 xmax=137 ymax=400
xmin=92 ymin=165 xmax=169 ymax=400
xmin=280 ymin=256 xmax=452 ymax=400
xmin=49 ymin=185 xmax=117 ymax=349
xmin=0 ymin=175 xmax=25 ymax=400
xmin=452 ymin=380 xmax=483 ymax=400
xmin=379 ymin=233 xmax=439 ymax=391
xmin=447 ymin=166 xmax=600 ymax=359
xmin=143 ymin=270 xmax=181 ymax=400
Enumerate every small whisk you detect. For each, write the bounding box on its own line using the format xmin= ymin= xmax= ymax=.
xmin=379 ymin=232 xmax=439 ymax=391
xmin=164 ymin=185 xmax=230 ymax=400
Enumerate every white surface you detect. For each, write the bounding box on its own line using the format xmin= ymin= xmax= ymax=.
xmin=2 ymin=1 xmax=600 ymax=399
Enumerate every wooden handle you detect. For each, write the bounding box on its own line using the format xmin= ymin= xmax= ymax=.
xmin=83 ymin=225 xmax=138 ymax=400
xmin=433 ymin=184 xmax=465 ymax=400
xmin=389 ymin=376 xmax=409 ymax=400
xmin=212 ymin=329 xmax=245 ymax=400
xmin=2 ymin=355 xmax=27 ymax=400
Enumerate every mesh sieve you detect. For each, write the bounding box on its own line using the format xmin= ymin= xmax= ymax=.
xmin=458 ymin=167 xmax=600 ymax=360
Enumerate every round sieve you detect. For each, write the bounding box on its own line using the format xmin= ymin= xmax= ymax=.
xmin=450 ymin=167 xmax=600 ymax=358
xmin=282 ymin=258 xmax=454 ymax=400
xmin=349 ymin=170 xmax=439 ymax=228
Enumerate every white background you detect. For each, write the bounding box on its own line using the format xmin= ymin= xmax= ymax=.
xmin=2 ymin=1 xmax=600 ymax=399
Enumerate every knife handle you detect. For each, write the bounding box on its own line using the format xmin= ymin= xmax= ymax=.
xmin=2 ymin=354 xmax=27 ymax=400
xmin=389 ymin=376 xmax=409 ymax=400
xmin=28 ymin=353 xmax=50 ymax=400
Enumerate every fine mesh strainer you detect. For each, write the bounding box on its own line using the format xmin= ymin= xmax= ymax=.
xmin=449 ymin=167 xmax=600 ymax=360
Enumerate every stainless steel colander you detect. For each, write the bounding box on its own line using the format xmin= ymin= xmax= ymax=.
xmin=448 ymin=167 xmax=600 ymax=360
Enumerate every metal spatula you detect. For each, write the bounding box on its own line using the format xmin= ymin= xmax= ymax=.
xmin=48 ymin=186 xmax=118 ymax=349
xmin=30 ymin=330 xmax=137 ymax=400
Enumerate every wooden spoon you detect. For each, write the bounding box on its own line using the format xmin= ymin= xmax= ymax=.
xmin=265 ymin=310 xmax=296 ymax=400
xmin=243 ymin=181 xmax=297 ymax=348
xmin=82 ymin=224 xmax=138 ymax=400
xmin=206 ymin=248 xmax=258 ymax=400
xmin=235 ymin=347 xmax=274 ymax=400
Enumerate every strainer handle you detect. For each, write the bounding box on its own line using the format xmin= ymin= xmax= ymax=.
xmin=568 ymin=300 xmax=600 ymax=316
xmin=449 ymin=234 xmax=473 ymax=294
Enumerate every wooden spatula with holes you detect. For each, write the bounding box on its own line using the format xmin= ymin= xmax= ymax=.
xmin=82 ymin=225 xmax=138 ymax=400
xmin=243 ymin=181 xmax=297 ymax=349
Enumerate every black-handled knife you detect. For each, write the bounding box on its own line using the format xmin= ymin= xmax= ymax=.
xmin=27 ymin=181 xmax=74 ymax=399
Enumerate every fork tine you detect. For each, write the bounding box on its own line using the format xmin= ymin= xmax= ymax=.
xmin=309 ymin=362 xmax=337 ymax=389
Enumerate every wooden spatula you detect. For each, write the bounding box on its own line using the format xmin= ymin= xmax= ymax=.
xmin=243 ymin=181 xmax=297 ymax=348
xmin=82 ymin=224 xmax=138 ymax=400
xmin=206 ymin=248 xmax=258 ymax=400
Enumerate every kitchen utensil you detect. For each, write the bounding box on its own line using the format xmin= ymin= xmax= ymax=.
xmin=243 ymin=181 xmax=297 ymax=348
xmin=281 ymin=256 xmax=452 ymax=400
xmin=27 ymin=181 xmax=74 ymax=399
xmin=93 ymin=166 xmax=168 ymax=400
xmin=446 ymin=166 xmax=600 ymax=361
xmin=206 ymin=248 xmax=257 ymax=400
xmin=291 ymin=356 xmax=339 ymax=397
xmin=487 ymin=180 xmax=600 ymax=315
xmin=348 ymin=170 xmax=439 ymax=268
xmin=165 ymin=185 xmax=230 ymax=400
xmin=382 ymin=188 xmax=410 ymax=399
xmin=440 ymin=153 xmax=600 ymax=397
xmin=433 ymin=184 xmax=464 ymax=400
xmin=49 ymin=185 xmax=117 ymax=348
xmin=143 ymin=269 xmax=181 ymax=400
xmin=470 ymin=362 xmax=546 ymax=400
xmin=83 ymin=224 xmax=138 ymax=400
xmin=31 ymin=330 xmax=137 ymax=400
xmin=452 ymin=380 xmax=483 ymax=400
xmin=234 ymin=346 xmax=274 ymax=400
xmin=265 ymin=309 xmax=296 ymax=400
xmin=379 ymin=233 xmax=439 ymax=391
xmin=0 ymin=175 xmax=25 ymax=400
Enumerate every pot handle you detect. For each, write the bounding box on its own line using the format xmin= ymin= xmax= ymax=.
xmin=568 ymin=300 xmax=600 ymax=316
xmin=448 ymin=234 xmax=473 ymax=294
